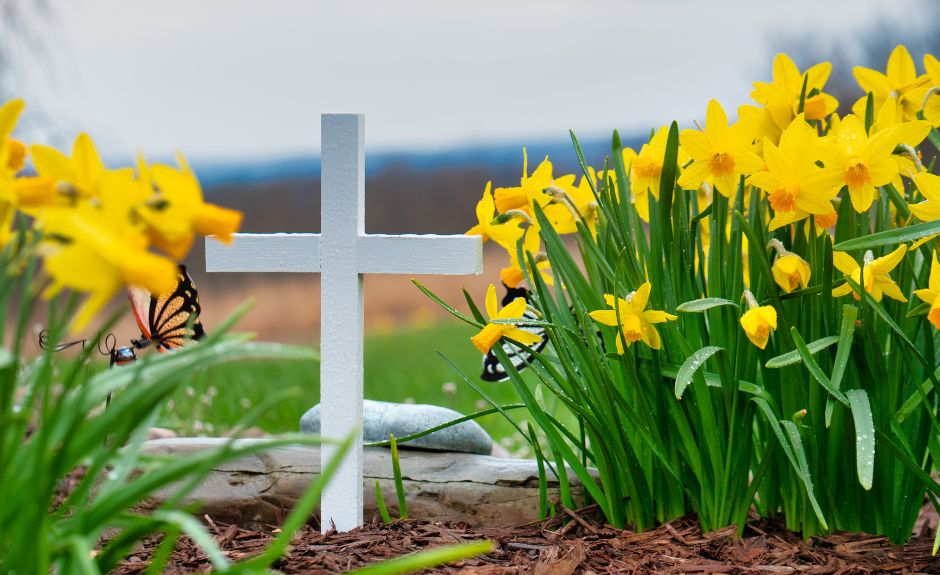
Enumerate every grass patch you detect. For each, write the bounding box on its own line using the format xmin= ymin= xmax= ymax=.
xmin=158 ymin=321 xmax=529 ymax=453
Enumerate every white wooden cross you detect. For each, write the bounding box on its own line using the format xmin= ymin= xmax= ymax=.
xmin=205 ymin=114 xmax=483 ymax=532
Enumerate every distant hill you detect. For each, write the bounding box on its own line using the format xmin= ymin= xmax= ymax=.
xmin=192 ymin=133 xmax=647 ymax=188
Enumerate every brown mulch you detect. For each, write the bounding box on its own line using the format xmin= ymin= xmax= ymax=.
xmin=111 ymin=510 xmax=940 ymax=574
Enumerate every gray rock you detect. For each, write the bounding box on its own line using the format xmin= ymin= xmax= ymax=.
xmin=300 ymin=399 xmax=492 ymax=455
xmin=138 ymin=438 xmax=595 ymax=527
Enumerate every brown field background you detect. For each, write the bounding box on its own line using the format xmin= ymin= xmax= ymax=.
xmin=129 ymin=164 xmax=521 ymax=345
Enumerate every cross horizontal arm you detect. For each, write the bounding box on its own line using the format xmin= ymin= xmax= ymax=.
xmin=357 ymin=234 xmax=482 ymax=275
xmin=206 ymin=233 xmax=482 ymax=276
xmin=205 ymin=234 xmax=321 ymax=273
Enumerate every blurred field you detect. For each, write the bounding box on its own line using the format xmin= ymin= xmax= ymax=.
xmin=160 ymin=320 xmax=533 ymax=454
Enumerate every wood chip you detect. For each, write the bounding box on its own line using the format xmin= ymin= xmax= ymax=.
xmin=109 ymin=506 xmax=939 ymax=574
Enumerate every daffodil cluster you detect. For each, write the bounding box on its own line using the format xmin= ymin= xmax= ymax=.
xmin=466 ymin=151 xmax=604 ymax=290
xmin=450 ymin=47 xmax=940 ymax=544
xmin=469 ymin=46 xmax=940 ymax=352
xmin=0 ymin=99 xmax=242 ymax=330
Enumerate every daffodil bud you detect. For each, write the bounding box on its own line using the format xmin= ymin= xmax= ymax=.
xmin=740 ymin=289 xmax=777 ymax=350
xmin=768 ymin=239 xmax=811 ymax=293
xmin=543 ymin=184 xmax=568 ymax=201
xmin=895 ymin=143 xmax=923 ymax=172
xmin=495 ymin=209 xmax=533 ymax=225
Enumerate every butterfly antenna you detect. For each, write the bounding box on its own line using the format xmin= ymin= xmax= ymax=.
xmin=37 ymin=329 xmax=87 ymax=353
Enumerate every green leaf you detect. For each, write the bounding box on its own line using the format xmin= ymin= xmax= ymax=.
xmin=789 ymin=328 xmax=849 ymax=406
xmin=832 ymin=219 xmax=940 ymax=251
xmin=237 ymin=433 xmax=355 ymax=570
xmin=150 ymin=510 xmax=230 ymax=570
xmin=846 ymin=389 xmax=875 ymax=490
xmin=676 ymin=298 xmax=739 ymax=313
xmin=780 ymin=420 xmax=829 ymax=530
xmin=765 ymin=335 xmax=840 ymax=368
xmin=347 ymin=541 xmax=494 ymax=575
xmin=906 ymin=302 xmax=931 ymax=318
xmin=0 ymin=347 xmax=13 ymax=369
xmin=826 ymin=305 xmax=857 ymax=427
xmin=675 ymin=346 xmax=723 ymax=399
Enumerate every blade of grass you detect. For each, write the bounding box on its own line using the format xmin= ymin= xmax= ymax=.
xmin=765 ymin=336 xmax=840 ymax=369
xmin=833 ymin=219 xmax=940 ymax=251
xmin=390 ymin=434 xmax=408 ymax=520
xmin=346 ymin=541 xmax=495 ymax=575
xmin=375 ymin=481 xmax=392 ymax=524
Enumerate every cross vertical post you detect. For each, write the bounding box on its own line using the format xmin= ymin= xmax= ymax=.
xmin=204 ymin=112 xmax=483 ymax=533
xmin=319 ymin=114 xmax=365 ymax=531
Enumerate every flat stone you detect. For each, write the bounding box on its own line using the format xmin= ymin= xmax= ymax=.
xmin=138 ymin=437 xmax=594 ymax=527
xmin=300 ymin=399 xmax=492 ymax=455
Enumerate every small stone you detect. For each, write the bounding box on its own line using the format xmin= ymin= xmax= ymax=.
xmin=300 ymin=399 xmax=493 ymax=455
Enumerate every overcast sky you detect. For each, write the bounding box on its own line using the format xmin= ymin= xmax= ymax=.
xmin=12 ymin=0 xmax=923 ymax=161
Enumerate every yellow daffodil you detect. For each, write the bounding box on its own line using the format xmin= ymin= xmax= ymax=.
xmin=740 ymin=290 xmax=777 ymax=350
xmin=863 ymin=100 xmax=933 ymax=191
xmin=743 ymin=54 xmax=839 ymax=144
xmin=923 ymin=54 xmax=940 ymax=128
xmin=631 ymin=126 xmax=690 ymax=222
xmin=0 ymin=100 xmax=55 ymax=245
xmin=465 ymin=181 xmax=524 ymax=249
xmin=141 ymin=152 xmax=243 ymax=259
xmin=0 ymin=99 xmax=26 ymax=178
xmin=499 ymin=222 xmax=552 ymax=288
xmin=832 ymin=245 xmax=908 ymax=302
xmin=470 ymin=284 xmax=542 ymax=354
xmin=748 ymin=116 xmax=838 ymax=230
xmin=678 ymin=100 xmax=764 ymax=199
xmin=41 ymin=170 xmax=178 ymax=331
xmin=768 ymin=239 xmax=811 ymax=293
xmin=30 ymin=133 xmax=118 ymax=201
xmin=910 ymin=172 xmax=940 ymax=222
xmin=493 ymin=150 xmax=575 ymax=222
xmin=852 ymin=45 xmax=930 ymax=122
xmin=814 ymin=114 xmax=929 ymax=213
xmin=588 ymin=282 xmax=677 ymax=353
xmin=548 ymin=167 xmax=600 ymax=236
xmin=914 ymin=252 xmax=940 ymax=329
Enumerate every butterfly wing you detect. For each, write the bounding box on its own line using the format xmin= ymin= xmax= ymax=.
xmin=127 ymin=265 xmax=205 ymax=351
xmin=128 ymin=286 xmax=154 ymax=341
xmin=148 ymin=265 xmax=205 ymax=350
